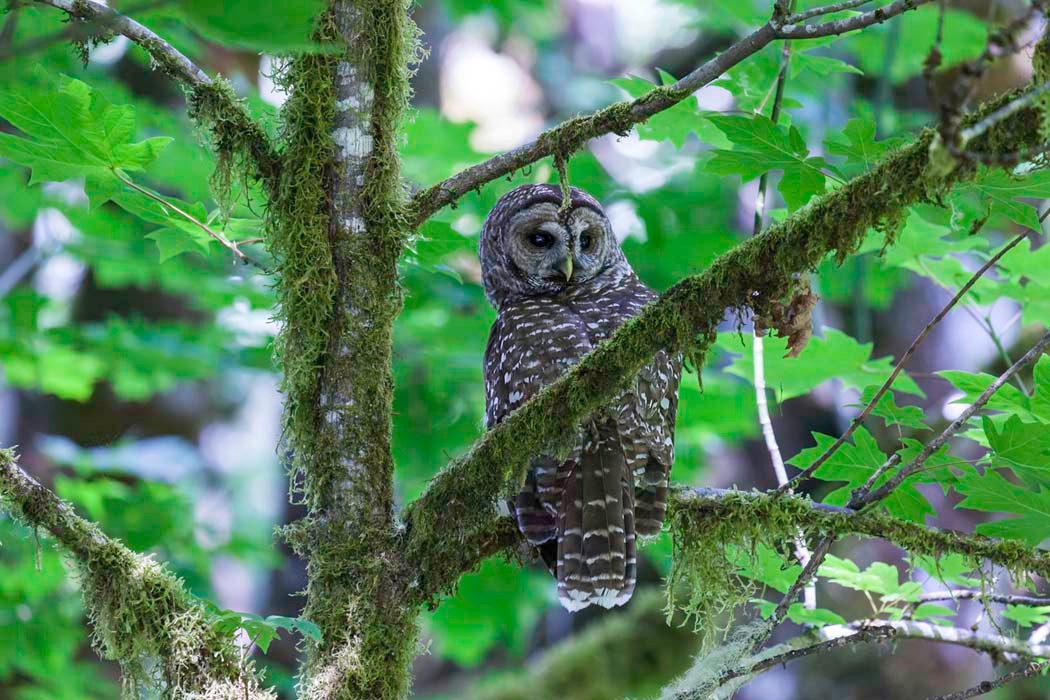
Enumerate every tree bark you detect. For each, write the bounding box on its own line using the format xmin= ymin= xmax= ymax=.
xmin=288 ymin=2 xmax=418 ymax=698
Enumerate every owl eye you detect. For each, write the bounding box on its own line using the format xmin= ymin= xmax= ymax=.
xmin=580 ymin=232 xmax=594 ymax=251
xmin=528 ymin=231 xmax=555 ymax=249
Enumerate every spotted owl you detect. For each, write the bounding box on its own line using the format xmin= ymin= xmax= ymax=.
xmin=480 ymin=184 xmax=681 ymax=612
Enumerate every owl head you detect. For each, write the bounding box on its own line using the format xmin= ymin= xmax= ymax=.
xmin=479 ymin=184 xmax=628 ymax=310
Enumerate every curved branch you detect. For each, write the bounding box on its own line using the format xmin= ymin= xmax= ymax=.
xmin=777 ymin=0 xmax=932 ymax=39
xmin=928 ymin=662 xmax=1050 ymax=700
xmin=0 ymin=449 xmax=272 ymax=697
xmin=34 ymin=0 xmax=209 ymax=86
xmin=400 ymin=82 xmax=1045 ymax=605
xmin=703 ymin=621 xmax=1050 ymax=698
xmin=407 ymin=0 xmax=932 ymax=226
xmin=32 ymin=0 xmax=281 ymax=185
xmin=672 ymin=487 xmax=1050 ymax=581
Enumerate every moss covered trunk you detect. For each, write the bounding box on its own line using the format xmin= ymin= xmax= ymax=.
xmin=271 ymin=1 xmax=419 ymax=698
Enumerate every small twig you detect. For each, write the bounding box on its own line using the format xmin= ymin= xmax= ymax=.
xmin=782 ymin=228 xmax=1027 ymax=493
xmin=910 ymin=590 xmax=1050 ymax=608
xmin=860 ymin=328 xmax=1050 ymax=506
xmin=927 ymin=662 xmax=1050 ymax=700
xmin=777 ymin=0 xmax=932 ymax=39
xmin=112 ymin=170 xmax=269 ymax=271
xmin=787 ymin=0 xmax=871 ymax=24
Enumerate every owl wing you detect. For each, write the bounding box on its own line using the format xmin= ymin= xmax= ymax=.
xmin=605 ymin=281 xmax=683 ymax=537
xmin=484 ymin=298 xmax=592 ymax=547
xmin=624 ymin=348 xmax=682 ymax=536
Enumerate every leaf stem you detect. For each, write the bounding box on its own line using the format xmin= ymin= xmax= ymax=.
xmin=111 ymin=170 xmax=269 ymax=271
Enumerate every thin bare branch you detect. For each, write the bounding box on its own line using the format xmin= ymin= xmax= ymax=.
xmin=928 ymin=662 xmax=1050 ymax=699
xmin=861 ymin=327 xmax=1050 ymax=506
xmin=776 ymin=0 xmax=932 ymax=39
xmin=112 ymin=170 xmax=270 ymax=271
xmin=782 ymin=229 xmax=1028 ymax=493
xmin=911 ymin=590 xmax=1050 ymax=607
xmin=788 ymin=0 xmax=872 ymax=23
xmin=408 ymin=0 xmax=932 ymax=227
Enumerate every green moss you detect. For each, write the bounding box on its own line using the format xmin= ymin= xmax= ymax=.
xmin=1034 ymin=30 xmax=1050 ymax=142
xmin=268 ymin=2 xmax=424 ymax=698
xmin=68 ymin=0 xmax=118 ymax=66
xmin=667 ymin=489 xmax=1050 ymax=635
xmin=187 ymin=78 xmax=282 ymax=216
xmin=0 ymin=449 xmax=270 ymax=699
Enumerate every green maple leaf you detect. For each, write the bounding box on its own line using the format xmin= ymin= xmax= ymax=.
xmin=908 ymin=552 xmax=981 ymax=587
xmin=953 ymin=167 xmax=1050 ymax=232
xmin=880 ymin=211 xmax=986 ymax=269
xmin=983 ymin=415 xmax=1050 ymax=488
xmin=955 ymin=468 xmax=1050 ymax=545
xmin=825 ymin=117 xmax=905 ymax=171
xmin=939 ymin=370 xmax=1040 ymax=423
xmin=705 ymin=113 xmax=828 ymax=211
xmin=728 ymin=542 xmax=801 ymax=594
xmin=787 ymin=427 xmax=935 ymax=522
xmin=717 ymin=328 xmax=924 ymax=402
xmin=0 ymin=73 xmax=171 ymax=204
xmin=1032 ymin=356 xmax=1050 ymax=423
xmin=752 ymin=600 xmax=846 ymax=627
xmin=177 ymin=0 xmax=330 ymax=53
xmin=611 ymin=70 xmax=715 ymax=149
xmin=1003 ymin=604 xmax=1050 ymax=627
xmin=858 ymin=385 xmax=927 ymax=431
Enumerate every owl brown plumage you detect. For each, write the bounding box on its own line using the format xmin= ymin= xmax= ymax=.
xmin=479 ymin=184 xmax=681 ymax=611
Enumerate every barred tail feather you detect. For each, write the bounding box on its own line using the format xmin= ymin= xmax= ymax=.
xmin=556 ymin=420 xmax=635 ymax=612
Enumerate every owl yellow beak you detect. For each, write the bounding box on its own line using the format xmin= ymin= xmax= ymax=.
xmin=558 ymin=256 xmax=573 ymax=282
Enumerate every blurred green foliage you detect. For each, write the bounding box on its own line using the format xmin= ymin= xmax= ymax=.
xmin=1 ymin=0 xmax=1049 ymax=697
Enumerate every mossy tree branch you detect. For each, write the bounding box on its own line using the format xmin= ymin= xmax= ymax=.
xmin=670 ymin=488 xmax=1050 ymax=580
xmin=0 ymin=448 xmax=274 ymax=699
xmin=32 ymin=0 xmax=281 ymax=186
xmin=681 ymin=619 xmax=1050 ymax=699
xmin=400 ymin=83 xmax=1044 ymax=605
xmin=407 ymin=0 xmax=933 ymax=225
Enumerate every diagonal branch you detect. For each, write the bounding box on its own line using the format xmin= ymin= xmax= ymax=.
xmin=782 ymin=228 xmax=1030 ymax=493
xmin=0 ymin=448 xmax=273 ymax=698
xmin=860 ymin=327 xmax=1050 ymax=506
xmin=702 ymin=621 xmax=1050 ymax=698
xmin=928 ymin=662 xmax=1050 ymax=700
xmin=33 ymin=0 xmax=207 ymax=84
xmin=31 ymin=0 xmax=281 ymax=185
xmin=400 ymin=81 xmax=1045 ymax=605
xmin=407 ymin=0 xmax=933 ymax=227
